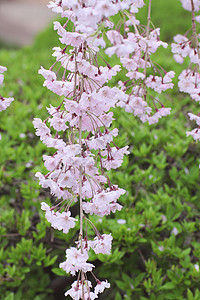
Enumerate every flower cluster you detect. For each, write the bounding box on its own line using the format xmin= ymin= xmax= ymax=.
xmin=105 ymin=0 xmax=174 ymax=125
xmin=34 ymin=0 xmax=174 ymax=298
xmin=31 ymin=0 xmax=152 ymax=298
xmin=65 ymin=279 xmax=110 ymax=299
xmin=172 ymin=0 xmax=200 ymax=141
xmin=0 ymin=66 xmax=14 ymax=113
xmin=0 ymin=66 xmax=14 ymax=140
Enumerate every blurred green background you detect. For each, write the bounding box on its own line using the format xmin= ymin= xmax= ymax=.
xmin=1 ymin=1 xmax=200 ymax=300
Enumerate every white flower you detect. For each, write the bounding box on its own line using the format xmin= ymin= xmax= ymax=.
xmin=194 ymin=264 xmax=199 ymax=272
xmin=171 ymin=227 xmax=178 ymax=236
xmin=94 ymin=280 xmax=110 ymax=294
xmin=41 ymin=202 xmax=77 ymax=234
xmin=117 ymin=219 xmax=126 ymax=224
xmin=60 ymin=248 xmax=95 ymax=275
xmin=89 ymin=234 xmax=113 ymax=255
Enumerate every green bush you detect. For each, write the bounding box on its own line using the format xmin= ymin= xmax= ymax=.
xmin=1 ymin=1 xmax=200 ymax=299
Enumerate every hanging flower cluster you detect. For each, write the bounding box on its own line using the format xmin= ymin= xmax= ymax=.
xmin=31 ymin=1 xmax=150 ymax=298
xmin=0 ymin=66 xmax=14 ymax=113
xmin=0 ymin=66 xmax=14 ymax=140
xmin=104 ymin=0 xmax=174 ymax=125
xmin=172 ymin=0 xmax=200 ymax=141
xmin=34 ymin=0 xmax=174 ymax=298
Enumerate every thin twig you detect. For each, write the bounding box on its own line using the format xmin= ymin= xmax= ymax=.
xmin=191 ymin=0 xmax=200 ymax=59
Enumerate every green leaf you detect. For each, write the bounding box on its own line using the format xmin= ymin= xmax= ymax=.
xmin=187 ymin=289 xmax=194 ymax=300
xmin=115 ymin=292 xmax=122 ymax=300
xmin=160 ymin=282 xmax=176 ymax=290
xmin=51 ymin=267 xmax=66 ymax=276
xmin=5 ymin=293 xmax=14 ymax=300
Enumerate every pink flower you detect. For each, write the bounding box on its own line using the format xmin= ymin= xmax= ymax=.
xmin=186 ymin=128 xmax=200 ymax=141
xmin=0 ymin=66 xmax=14 ymax=112
xmin=95 ymin=1 xmax=119 ymax=18
xmin=41 ymin=202 xmax=77 ymax=234
xmin=65 ymin=280 xmax=97 ymax=300
xmin=60 ymin=248 xmax=95 ymax=275
xmin=94 ymin=280 xmax=110 ymax=295
xmin=87 ymin=129 xmax=119 ymax=150
xmin=0 ymin=66 xmax=7 ymax=73
xmin=173 ymin=54 xmax=184 ymax=64
xmin=0 ymin=97 xmax=14 ymax=112
xmin=83 ymin=188 xmax=125 ymax=216
xmin=38 ymin=66 xmax=56 ymax=81
xmin=0 ymin=66 xmax=7 ymax=85
xmin=48 ymin=1 xmax=64 ymax=14
xmin=180 ymin=0 xmax=200 ymax=11
xmin=89 ymin=234 xmax=113 ymax=255
xmin=107 ymin=30 xmax=123 ymax=44
xmin=101 ymin=146 xmax=129 ymax=170
xmin=188 ymin=112 xmax=200 ymax=125
xmin=57 ymin=171 xmax=75 ymax=188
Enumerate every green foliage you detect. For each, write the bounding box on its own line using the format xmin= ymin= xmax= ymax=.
xmin=1 ymin=0 xmax=200 ymax=299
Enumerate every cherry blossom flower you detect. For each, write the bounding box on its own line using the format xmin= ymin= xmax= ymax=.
xmin=173 ymin=0 xmax=200 ymax=143
xmin=0 ymin=66 xmax=14 ymax=113
xmin=180 ymin=0 xmax=200 ymax=11
xmin=65 ymin=280 xmax=97 ymax=300
xmin=60 ymin=247 xmax=95 ymax=275
xmin=188 ymin=112 xmax=200 ymax=125
xmin=41 ymin=202 xmax=77 ymax=234
xmin=94 ymin=280 xmax=110 ymax=295
xmin=186 ymin=128 xmax=200 ymax=141
xmin=0 ymin=66 xmax=7 ymax=85
xmin=89 ymin=234 xmax=113 ymax=255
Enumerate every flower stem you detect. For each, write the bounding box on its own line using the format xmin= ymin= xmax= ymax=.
xmin=79 ymin=116 xmax=83 ymax=243
xmin=144 ymin=0 xmax=152 ymax=79
xmin=191 ymin=0 xmax=200 ymax=59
